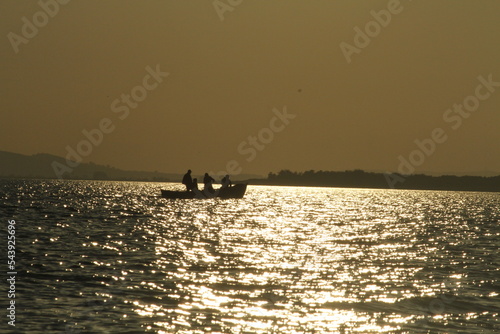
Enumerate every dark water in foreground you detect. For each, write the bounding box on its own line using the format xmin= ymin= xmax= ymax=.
xmin=0 ymin=179 xmax=499 ymax=333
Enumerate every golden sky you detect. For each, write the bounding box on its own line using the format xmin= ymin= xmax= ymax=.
xmin=1 ymin=0 xmax=499 ymax=176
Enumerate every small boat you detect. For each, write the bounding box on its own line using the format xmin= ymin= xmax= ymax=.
xmin=161 ymin=184 xmax=247 ymax=199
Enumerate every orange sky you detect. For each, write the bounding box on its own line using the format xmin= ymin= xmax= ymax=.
xmin=1 ymin=0 xmax=499 ymax=176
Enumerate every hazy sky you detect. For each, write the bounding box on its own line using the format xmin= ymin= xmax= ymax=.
xmin=1 ymin=0 xmax=499 ymax=176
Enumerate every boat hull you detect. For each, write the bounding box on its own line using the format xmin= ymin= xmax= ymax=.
xmin=161 ymin=184 xmax=247 ymax=199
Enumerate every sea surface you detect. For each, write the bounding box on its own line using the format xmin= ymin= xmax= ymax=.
xmin=1 ymin=179 xmax=499 ymax=333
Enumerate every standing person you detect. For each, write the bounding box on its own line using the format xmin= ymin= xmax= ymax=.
xmin=182 ymin=169 xmax=193 ymax=191
xmin=203 ymin=172 xmax=215 ymax=193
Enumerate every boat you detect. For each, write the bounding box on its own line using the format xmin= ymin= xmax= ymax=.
xmin=161 ymin=183 xmax=247 ymax=199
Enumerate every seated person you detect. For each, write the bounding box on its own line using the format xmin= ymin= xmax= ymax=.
xmin=192 ymin=178 xmax=199 ymax=191
xmin=203 ymin=173 xmax=215 ymax=193
xmin=221 ymin=174 xmax=232 ymax=188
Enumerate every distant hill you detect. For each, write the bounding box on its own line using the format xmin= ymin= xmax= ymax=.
xmin=248 ymin=170 xmax=500 ymax=193
xmin=0 ymin=151 xmax=261 ymax=182
xmin=0 ymin=151 xmax=176 ymax=181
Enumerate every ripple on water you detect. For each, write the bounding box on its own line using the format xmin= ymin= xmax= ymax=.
xmin=1 ymin=180 xmax=499 ymax=333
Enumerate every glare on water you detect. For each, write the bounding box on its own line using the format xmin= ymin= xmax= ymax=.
xmin=1 ymin=180 xmax=499 ymax=333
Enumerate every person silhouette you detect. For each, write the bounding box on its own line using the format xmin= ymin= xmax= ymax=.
xmin=192 ymin=178 xmax=199 ymax=191
xmin=191 ymin=178 xmax=208 ymax=198
xmin=182 ymin=169 xmax=193 ymax=191
xmin=221 ymin=174 xmax=232 ymax=188
xmin=203 ymin=173 xmax=215 ymax=193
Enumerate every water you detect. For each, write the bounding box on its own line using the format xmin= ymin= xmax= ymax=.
xmin=1 ymin=179 xmax=499 ymax=333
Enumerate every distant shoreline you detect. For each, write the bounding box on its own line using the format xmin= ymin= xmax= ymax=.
xmin=245 ymin=170 xmax=500 ymax=193
xmin=244 ymin=180 xmax=500 ymax=193
xmin=2 ymin=170 xmax=499 ymax=193
xmin=2 ymin=151 xmax=498 ymax=192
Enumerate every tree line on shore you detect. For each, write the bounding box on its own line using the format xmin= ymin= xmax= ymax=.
xmin=257 ymin=169 xmax=500 ymax=192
